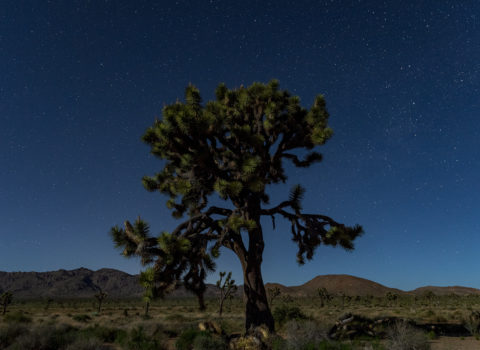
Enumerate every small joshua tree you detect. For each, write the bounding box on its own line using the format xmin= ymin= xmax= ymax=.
xmin=423 ymin=291 xmax=435 ymax=306
xmin=317 ymin=287 xmax=332 ymax=308
xmin=139 ymin=267 xmax=156 ymax=317
xmin=216 ymin=271 xmax=237 ymax=316
xmin=267 ymin=286 xmax=281 ymax=308
xmin=1 ymin=291 xmax=13 ymax=315
xmin=386 ymin=292 xmax=398 ymax=307
xmin=94 ymin=289 xmax=108 ymax=313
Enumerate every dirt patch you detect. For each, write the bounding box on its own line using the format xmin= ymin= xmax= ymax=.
xmin=430 ymin=336 xmax=480 ymax=350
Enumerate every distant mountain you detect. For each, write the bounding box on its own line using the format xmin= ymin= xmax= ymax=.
xmin=411 ymin=286 xmax=480 ymax=296
xmin=266 ymin=274 xmax=404 ymax=297
xmin=1 ymin=268 xmax=480 ymax=299
xmin=0 ymin=268 xmax=143 ymax=299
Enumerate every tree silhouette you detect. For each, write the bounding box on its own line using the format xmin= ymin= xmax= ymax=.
xmin=267 ymin=286 xmax=281 ymax=308
xmin=94 ymin=290 xmax=108 ymax=313
xmin=111 ymin=80 xmax=363 ymax=331
xmin=317 ymin=287 xmax=332 ymax=308
xmin=1 ymin=291 xmax=13 ymax=315
xmin=216 ymin=271 xmax=237 ymax=316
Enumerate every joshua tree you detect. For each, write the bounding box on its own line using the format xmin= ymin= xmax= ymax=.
xmin=216 ymin=271 xmax=237 ymax=316
xmin=267 ymin=286 xmax=281 ymax=308
xmin=386 ymin=291 xmax=398 ymax=307
xmin=94 ymin=290 xmax=108 ymax=313
xmin=139 ymin=267 xmax=156 ymax=317
xmin=317 ymin=287 xmax=332 ymax=308
xmin=110 ymin=80 xmax=363 ymax=331
xmin=1 ymin=291 xmax=13 ymax=315
xmin=423 ymin=290 xmax=436 ymax=306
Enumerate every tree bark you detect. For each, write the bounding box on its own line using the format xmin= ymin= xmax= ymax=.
xmin=219 ymin=296 xmax=225 ymax=316
xmin=196 ymin=291 xmax=206 ymax=311
xmin=239 ymin=204 xmax=275 ymax=332
xmin=242 ymin=255 xmax=274 ymax=332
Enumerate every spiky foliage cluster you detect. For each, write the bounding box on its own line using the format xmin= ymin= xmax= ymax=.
xmin=111 ymin=80 xmax=362 ymax=306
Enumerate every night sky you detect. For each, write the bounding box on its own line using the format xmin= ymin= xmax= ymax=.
xmin=1 ymin=1 xmax=479 ymax=291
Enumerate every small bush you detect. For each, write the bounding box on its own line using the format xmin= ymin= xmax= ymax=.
xmin=386 ymin=320 xmax=430 ymax=350
xmin=284 ymin=319 xmax=327 ymax=350
xmin=81 ymin=324 xmax=126 ymax=343
xmin=192 ymin=333 xmax=227 ymax=350
xmin=4 ymin=311 xmax=32 ymax=323
xmin=4 ymin=324 xmax=77 ymax=350
xmin=175 ymin=328 xmax=210 ymax=350
xmin=464 ymin=310 xmax=480 ymax=336
xmin=121 ymin=326 xmax=164 ymax=350
xmin=65 ymin=337 xmax=106 ymax=350
xmin=0 ymin=323 xmax=28 ymax=348
xmin=273 ymin=305 xmax=307 ymax=327
xmin=72 ymin=314 xmax=92 ymax=323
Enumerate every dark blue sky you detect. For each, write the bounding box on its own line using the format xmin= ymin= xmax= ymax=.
xmin=1 ymin=0 xmax=479 ymax=290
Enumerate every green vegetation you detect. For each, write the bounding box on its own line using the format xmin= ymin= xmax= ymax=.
xmin=110 ymin=80 xmax=363 ymax=331
xmin=216 ymin=271 xmax=237 ymax=316
xmin=3 ymin=293 xmax=480 ymax=348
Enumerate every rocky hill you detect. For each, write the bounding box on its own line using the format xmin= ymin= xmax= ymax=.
xmin=266 ymin=274 xmax=405 ymax=297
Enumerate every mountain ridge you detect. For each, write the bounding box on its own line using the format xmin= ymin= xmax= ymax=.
xmin=1 ymin=268 xmax=479 ymax=299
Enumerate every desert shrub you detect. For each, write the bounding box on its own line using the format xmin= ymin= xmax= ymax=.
xmin=464 ymin=310 xmax=480 ymax=336
xmin=284 ymin=319 xmax=327 ymax=349
xmin=4 ymin=311 xmax=32 ymax=323
xmin=64 ymin=337 xmax=106 ymax=350
xmin=0 ymin=323 xmax=29 ymax=348
xmin=386 ymin=320 xmax=430 ymax=350
xmin=273 ymin=305 xmax=307 ymax=327
xmin=175 ymin=328 xmax=210 ymax=350
xmin=81 ymin=324 xmax=126 ymax=343
xmin=72 ymin=314 xmax=92 ymax=323
xmin=192 ymin=333 xmax=227 ymax=350
xmin=4 ymin=324 xmax=78 ymax=350
xmin=121 ymin=325 xmax=164 ymax=350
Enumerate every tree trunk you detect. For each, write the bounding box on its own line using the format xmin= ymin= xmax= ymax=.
xmin=242 ymin=254 xmax=274 ymax=332
xmin=219 ymin=296 xmax=225 ymax=316
xmin=196 ymin=291 xmax=206 ymax=311
xmin=145 ymin=301 xmax=150 ymax=316
xmin=240 ymin=205 xmax=275 ymax=332
xmin=2 ymin=303 xmax=6 ymax=315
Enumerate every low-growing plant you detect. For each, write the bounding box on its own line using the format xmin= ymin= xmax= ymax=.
xmin=175 ymin=328 xmax=210 ymax=350
xmin=192 ymin=333 xmax=227 ymax=350
xmin=386 ymin=320 xmax=430 ymax=350
xmin=284 ymin=319 xmax=327 ymax=349
xmin=4 ymin=311 xmax=32 ymax=323
xmin=72 ymin=314 xmax=91 ymax=323
xmin=273 ymin=305 xmax=307 ymax=327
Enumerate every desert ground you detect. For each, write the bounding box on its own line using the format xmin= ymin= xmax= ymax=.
xmin=2 ymin=293 xmax=480 ymax=349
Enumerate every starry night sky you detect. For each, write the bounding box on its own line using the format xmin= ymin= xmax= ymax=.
xmin=1 ymin=0 xmax=479 ymax=290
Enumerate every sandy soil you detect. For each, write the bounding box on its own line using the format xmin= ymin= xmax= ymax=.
xmin=430 ymin=336 xmax=480 ymax=350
